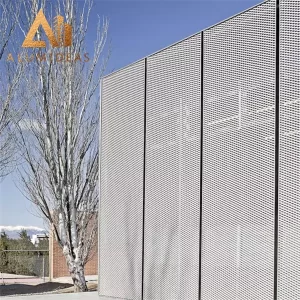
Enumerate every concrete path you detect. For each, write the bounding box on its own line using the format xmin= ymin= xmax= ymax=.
xmin=1 ymin=273 xmax=37 ymax=279
xmin=0 ymin=273 xmax=97 ymax=285
xmin=0 ymin=273 xmax=48 ymax=285
xmin=1 ymin=291 xmax=114 ymax=300
xmin=51 ymin=275 xmax=97 ymax=284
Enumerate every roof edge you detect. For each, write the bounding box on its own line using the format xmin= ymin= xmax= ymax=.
xmin=103 ymin=0 xmax=270 ymax=80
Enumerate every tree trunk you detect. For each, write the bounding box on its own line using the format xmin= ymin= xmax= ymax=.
xmin=71 ymin=267 xmax=88 ymax=293
xmin=66 ymin=256 xmax=88 ymax=292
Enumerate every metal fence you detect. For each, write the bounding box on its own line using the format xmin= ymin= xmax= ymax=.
xmin=0 ymin=250 xmax=49 ymax=280
xmin=99 ymin=0 xmax=300 ymax=299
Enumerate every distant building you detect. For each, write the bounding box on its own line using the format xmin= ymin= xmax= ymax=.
xmin=31 ymin=233 xmax=49 ymax=246
xmin=48 ymin=227 xmax=97 ymax=280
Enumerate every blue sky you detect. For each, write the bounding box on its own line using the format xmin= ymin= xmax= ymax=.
xmin=0 ymin=0 xmax=262 ymax=229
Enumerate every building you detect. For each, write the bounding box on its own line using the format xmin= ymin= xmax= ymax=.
xmin=31 ymin=234 xmax=48 ymax=246
xmin=48 ymin=231 xmax=98 ymax=279
xmin=48 ymin=216 xmax=98 ymax=280
xmin=99 ymin=0 xmax=300 ymax=299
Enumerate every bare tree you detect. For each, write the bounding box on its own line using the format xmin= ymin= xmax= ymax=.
xmin=0 ymin=0 xmax=14 ymax=60
xmin=0 ymin=0 xmax=23 ymax=178
xmin=16 ymin=0 xmax=109 ymax=292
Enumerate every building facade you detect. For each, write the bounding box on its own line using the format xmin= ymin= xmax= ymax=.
xmin=48 ymin=230 xmax=98 ymax=279
xmin=99 ymin=0 xmax=300 ymax=299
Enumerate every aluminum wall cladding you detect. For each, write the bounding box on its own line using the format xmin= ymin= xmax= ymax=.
xmin=99 ymin=0 xmax=300 ymax=299
xmin=278 ymin=0 xmax=300 ymax=299
xmin=144 ymin=33 xmax=201 ymax=300
xmin=202 ymin=1 xmax=276 ymax=299
xmin=99 ymin=60 xmax=145 ymax=299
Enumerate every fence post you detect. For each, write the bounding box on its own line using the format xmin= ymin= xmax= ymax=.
xmin=43 ymin=255 xmax=45 ymax=282
xmin=1 ymin=271 xmax=5 ymax=285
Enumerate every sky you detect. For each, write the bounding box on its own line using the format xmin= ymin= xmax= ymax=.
xmin=0 ymin=0 xmax=262 ymax=230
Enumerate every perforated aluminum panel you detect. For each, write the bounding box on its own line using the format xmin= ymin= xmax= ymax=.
xmin=99 ymin=60 xmax=145 ymax=299
xmin=144 ymin=35 xmax=201 ymax=300
xmin=278 ymin=1 xmax=300 ymax=299
xmin=202 ymin=1 xmax=276 ymax=299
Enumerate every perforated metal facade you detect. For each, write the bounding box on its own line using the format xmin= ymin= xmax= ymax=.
xmin=278 ymin=1 xmax=300 ymax=299
xmin=99 ymin=1 xmax=300 ymax=299
xmin=99 ymin=60 xmax=145 ymax=299
xmin=144 ymin=34 xmax=201 ymax=300
xmin=202 ymin=1 xmax=276 ymax=299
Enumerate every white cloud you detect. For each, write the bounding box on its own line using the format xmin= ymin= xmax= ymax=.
xmin=0 ymin=225 xmax=45 ymax=232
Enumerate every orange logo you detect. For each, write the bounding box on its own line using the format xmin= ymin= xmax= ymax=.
xmin=22 ymin=10 xmax=72 ymax=48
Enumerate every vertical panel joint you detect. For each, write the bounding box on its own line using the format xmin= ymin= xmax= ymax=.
xmin=274 ymin=0 xmax=280 ymax=299
xmin=142 ymin=57 xmax=147 ymax=300
xmin=199 ymin=30 xmax=204 ymax=300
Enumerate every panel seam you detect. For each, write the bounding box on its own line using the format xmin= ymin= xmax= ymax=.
xmin=274 ymin=0 xmax=280 ymax=299
xmin=198 ymin=31 xmax=204 ymax=300
xmin=141 ymin=57 xmax=147 ymax=300
xmin=98 ymin=78 xmax=104 ymax=296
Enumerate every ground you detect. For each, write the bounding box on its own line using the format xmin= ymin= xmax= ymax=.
xmin=0 ymin=273 xmax=97 ymax=297
xmin=2 ymin=291 xmax=103 ymax=300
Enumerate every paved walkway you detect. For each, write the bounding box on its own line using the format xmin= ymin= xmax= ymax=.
xmin=51 ymin=275 xmax=97 ymax=284
xmin=0 ymin=273 xmax=97 ymax=285
xmin=1 ymin=291 xmax=114 ymax=300
xmin=1 ymin=291 xmax=99 ymax=299
xmin=0 ymin=273 xmax=48 ymax=285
